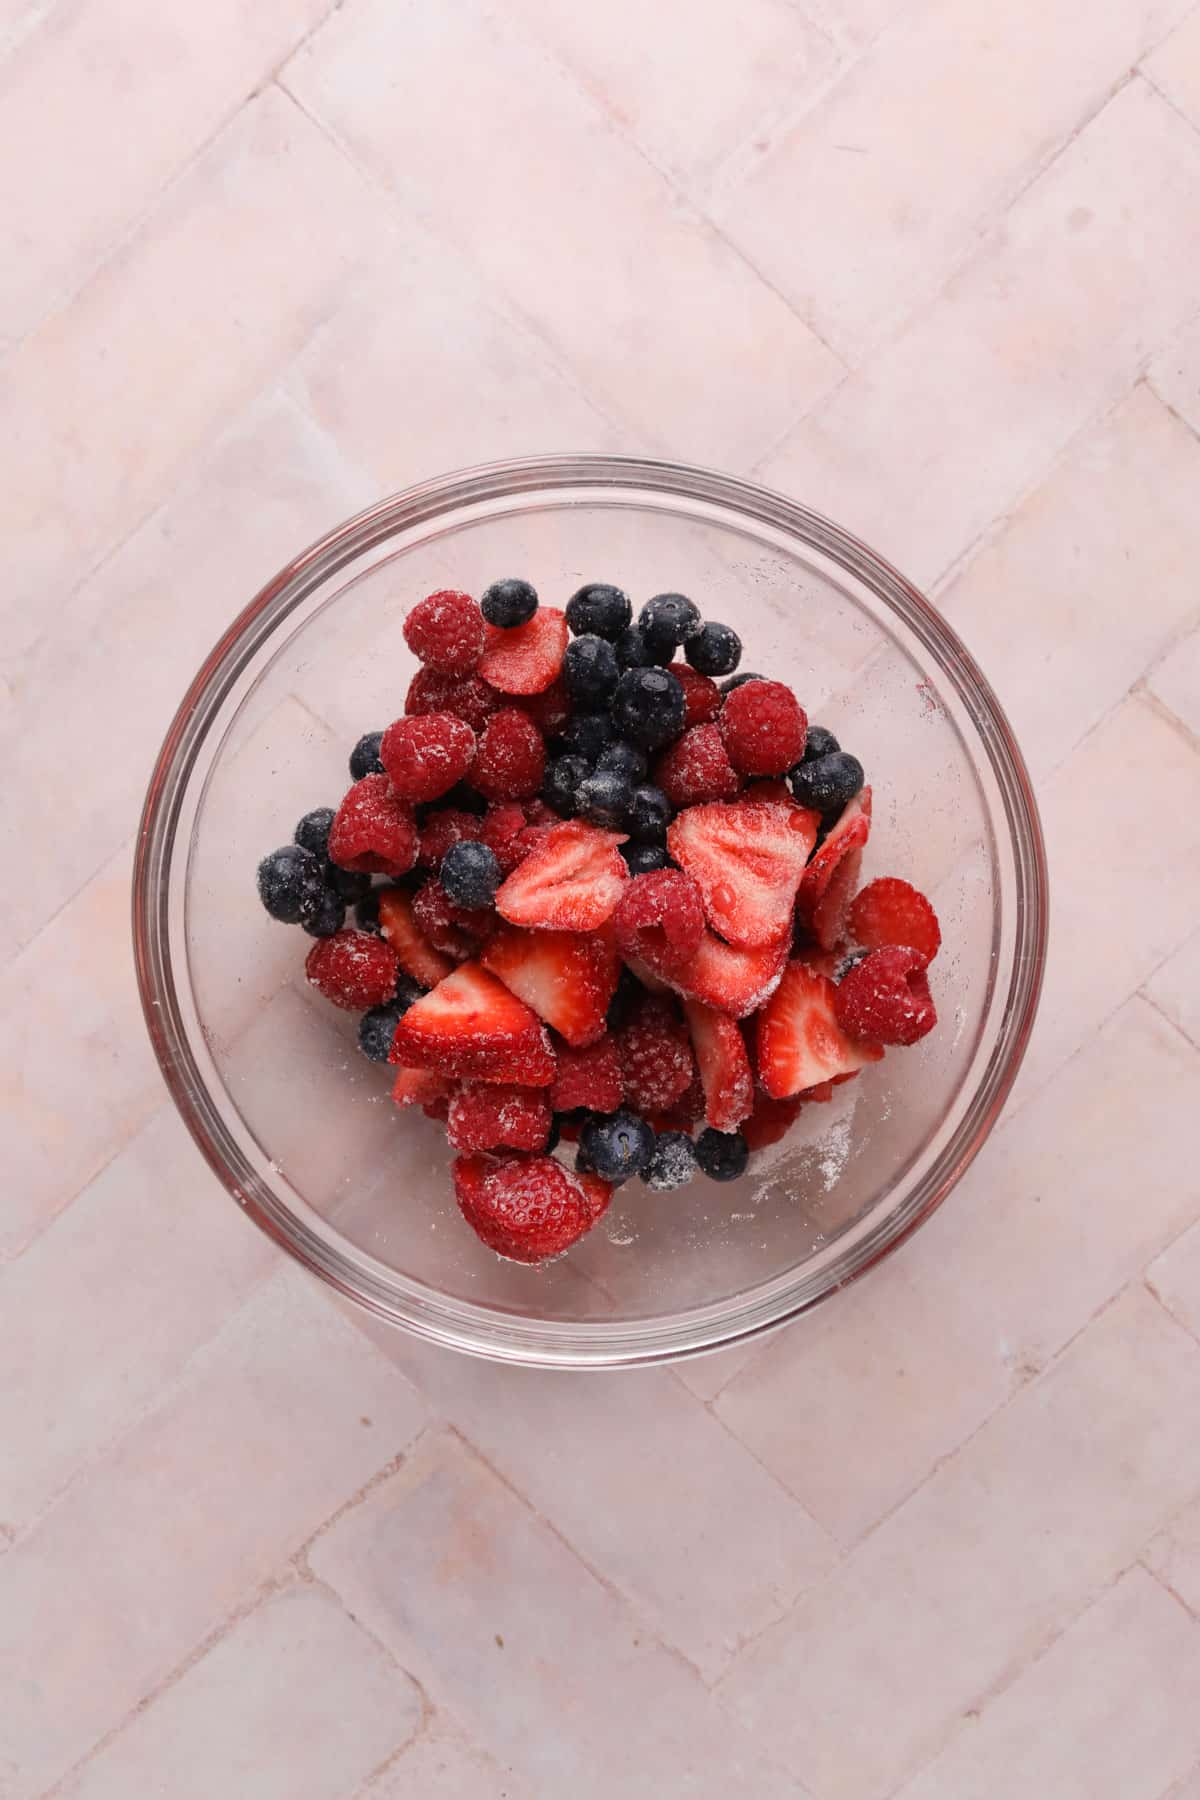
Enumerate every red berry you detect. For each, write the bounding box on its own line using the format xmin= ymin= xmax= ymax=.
xmin=482 ymin=922 xmax=619 ymax=1048
xmin=379 ymin=712 xmax=476 ymax=803
xmin=390 ymin=963 xmax=556 ymax=1085
xmin=741 ymin=1092 xmax=805 ymax=1152
xmin=550 ymin=1036 xmax=624 ymax=1113
xmin=477 ymin=607 xmax=569 ymax=695
xmin=684 ymin=998 xmax=754 ymax=1132
xmin=834 ymin=946 xmax=937 ymax=1047
xmin=617 ymin=993 xmax=695 ymax=1114
xmin=376 ymin=886 xmax=455 ymax=989
xmin=305 ymin=929 xmax=399 ymax=1010
xmin=419 ymin=807 xmax=485 ymax=868
xmin=453 ymin=1153 xmax=607 ymax=1262
xmin=494 ymin=822 xmax=629 ymax=932
xmin=515 ymin=675 xmax=572 ymax=737
xmin=667 ymin=927 xmax=789 ymax=1019
xmin=757 ymin=957 xmax=883 ymax=1098
xmin=849 ymin=877 xmax=941 ymax=965
xmin=327 ymin=775 xmax=418 ymax=877
xmin=447 ymin=1084 xmax=552 ymax=1154
xmin=668 ymin=661 xmax=722 ymax=726
xmin=480 ymin=801 xmax=531 ymax=874
xmin=668 ymin=798 xmax=816 ymax=949
xmin=473 ymin=708 xmax=546 ymax=800
xmin=613 ymin=868 xmax=706 ymax=980
xmin=522 ymin=798 xmax=558 ymax=828
xmin=797 ymin=789 xmax=872 ymax=952
xmin=719 ymin=680 xmax=807 ymax=776
xmin=391 ymin=1066 xmax=452 ymax=1110
xmin=649 ymin=1071 xmax=705 ymax=1133
xmin=654 ymin=723 xmax=740 ymax=808
xmin=403 ymin=589 xmax=485 ymax=675
xmin=405 ymin=667 xmax=502 ymax=734
xmin=411 ymin=878 xmax=494 ymax=960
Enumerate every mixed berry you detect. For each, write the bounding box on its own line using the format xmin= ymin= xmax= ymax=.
xmin=255 ymin=580 xmax=942 ymax=1265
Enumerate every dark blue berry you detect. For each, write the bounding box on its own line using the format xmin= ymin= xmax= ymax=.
xmin=327 ymin=863 xmax=373 ymax=903
xmin=628 ymin=783 xmax=672 ymax=842
xmin=349 ymin=731 xmax=385 ymax=780
xmin=294 ymin=807 xmax=335 ymax=858
xmin=802 ymin=725 xmax=841 ymax=763
xmin=611 ymin=667 xmax=687 ymax=750
xmin=638 ymin=592 xmax=702 ymax=661
xmin=543 ymin=753 xmax=590 ymax=817
xmin=644 ymin=1130 xmax=697 ymax=1192
xmin=481 ymin=577 xmax=538 ymax=628
xmin=301 ymin=886 xmax=346 ymax=938
xmin=440 ymin=840 xmax=500 ymax=908
xmin=441 ymin=779 xmax=488 ymax=816
xmin=561 ymin=711 xmax=616 ymax=761
xmin=545 ymin=1115 xmax=562 ymax=1154
xmin=563 ymin=634 xmax=620 ymax=706
xmin=596 ymin=740 xmax=648 ymax=785
xmin=720 ymin=671 xmax=766 ymax=694
xmin=357 ymin=990 xmax=419 ymax=1063
xmin=615 ymin=625 xmax=655 ymax=669
xmin=685 ymin=622 xmax=742 ymax=677
xmin=354 ymin=890 xmax=383 ymax=935
xmin=787 ymin=751 xmax=864 ymax=815
xmin=606 ymin=965 xmax=643 ymax=1031
xmin=579 ymin=1110 xmax=656 ymax=1184
xmin=576 ymin=769 xmax=632 ymax=830
xmin=565 ymin=582 xmax=631 ymax=640
xmin=256 ymin=845 xmax=326 ymax=924
xmin=622 ymin=842 xmax=671 ymax=876
xmin=695 ymin=1128 xmax=750 ymax=1182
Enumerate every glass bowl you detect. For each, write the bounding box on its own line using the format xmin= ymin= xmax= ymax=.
xmin=133 ymin=455 xmax=1047 ymax=1368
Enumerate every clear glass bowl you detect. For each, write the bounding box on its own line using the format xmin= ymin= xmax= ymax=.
xmin=133 ymin=456 xmax=1047 ymax=1368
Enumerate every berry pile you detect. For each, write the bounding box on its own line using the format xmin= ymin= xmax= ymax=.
xmin=256 ymin=580 xmax=942 ymax=1264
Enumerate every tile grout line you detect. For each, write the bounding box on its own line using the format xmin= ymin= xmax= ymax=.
xmin=1140 ymin=64 xmax=1200 ymax=141
xmin=1138 ymin=1557 xmax=1200 ymax=1627
xmin=1140 ymin=989 xmax=1200 ymax=1056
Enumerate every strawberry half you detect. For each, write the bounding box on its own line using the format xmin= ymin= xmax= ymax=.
xmin=667 ymin=926 xmax=789 ymax=1018
xmin=389 ymin=962 xmax=555 ymax=1085
xmin=667 ymin=798 xmax=818 ymax=948
xmin=550 ymin=1035 xmax=624 ymax=1113
xmin=796 ymin=788 xmax=872 ymax=952
xmin=494 ymin=821 xmax=628 ymax=932
xmin=756 ymin=958 xmax=884 ymax=1099
xmin=481 ymin=921 xmax=619 ymax=1047
xmin=376 ymin=886 xmax=455 ymax=990
xmin=684 ymin=999 xmax=754 ymax=1132
xmin=477 ymin=607 xmax=569 ymax=695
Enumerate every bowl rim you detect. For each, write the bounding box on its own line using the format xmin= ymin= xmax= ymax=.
xmin=133 ymin=452 xmax=1048 ymax=1368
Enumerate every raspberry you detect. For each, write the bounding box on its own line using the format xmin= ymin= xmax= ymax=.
xmin=411 ymin=878 xmax=494 ymax=960
xmin=405 ymin=667 xmax=502 ymax=734
xmin=613 ymin=869 xmax=705 ymax=980
xmin=515 ymin=675 xmax=572 ymax=737
xmin=649 ymin=1071 xmax=706 ymax=1133
xmin=849 ymin=877 xmax=942 ymax=965
xmin=472 ymin=708 xmax=546 ymax=800
xmin=327 ymin=775 xmax=418 ymax=877
xmin=419 ymin=807 xmax=485 ymax=868
xmin=305 ymin=929 xmax=399 ymax=1010
xmin=403 ymin=589 xmax=485 ymax=675
xmin=617 ymin=993 xmax=695 ymax=1113
xmin=551 ymin=1036 xmax=624 ymax=1113
xmin=446 ymin=1084 xmax=552 ymax=1154
xmin=481 ymin=801 xmax=531 ymax=874
xmin=668 ymin=661 xmax=722 ymax=726
xmin=719 ymin=680 xmax=808 ymax=776
xmin=741 ymin=1092 xmax=804 ymax=1152
xmin=453 ymin=1153 xmax=605 ymax=1262
xmin=834 ymin=946 xmax=937 ymax=1046
xmin=654 ymin=724 xmax=740 ymax=808
xmin=522 ymin=798 xmax=558 ymax=828
xmin=379 ymin=713 xmax=476 ymax=803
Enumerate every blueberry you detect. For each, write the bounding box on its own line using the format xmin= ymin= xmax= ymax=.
xmin=596 ymin=740 xmax=648 ymax=785
xmin=357 ymin=991 xmax=418 ymax=1063
xmin=611 ymin=667 xmax=687 ymax=750
xmin=354 ymin=890 xmax=383 ymax=935
xmin=802 ymin=725 xmax=841 ymax=763
xmin=440 ymin=840 xmax=500 ymax=908
xmin=720 ymin=671 xmax=765 ymax=694
xmin=481 ymin=577 xmax=538 ymax=628
xmin=606 ymin=965 xmax=643 ymax=1031
xmin=349 ymin=731 xmax=385 ymax=780
xmin=579 ymin=1109 xmax=656 ymax=1184
xmin=327 ymin=863 xmax=373 ymax=903
xmin=644 ymin=1130 xmax=698 ymax=1192
xmin=545 ymin=1115 xmax=562 ymax=1154
xmin=787 ymin=751 xmax=864 ymax=815
xmin=256 ymin=845 xmax=326 ymax=924
xmin=563 ymin=633 xmax=620 ymax=706
xmin=543 ymin=753 xmax=591 ymax=817
xmin=615 ymin=625 xmax=656 ymax=669
xmin=627 ymin=783 xmax=672 ymax=843
xmin=685 ymin=622 xmax=742 ymax=677
xmin=622 ymin=842 xmax=671 ymax=876
xmin=576 ymin=768 xmax=632 ymax=830
xmin=560 ymin=711 xmax=616 ymax=762
xmin=441 ymin=779 xmax=489 ymax=816
xmin=565 ymin=582 xmax=632 ymax=641
xmin=301 ymin=885 xmax=347 ymax=938
xmin=638 ymin=592 xmax=702 ymax=661
xmin=695 ymin=1128 xmax=750 ymax=1182
xmin=294 ymin=807 xmax=335 ymax=858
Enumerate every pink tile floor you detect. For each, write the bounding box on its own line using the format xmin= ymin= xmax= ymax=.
xmin=3 ymin=0 xmax=1200 ymax=1792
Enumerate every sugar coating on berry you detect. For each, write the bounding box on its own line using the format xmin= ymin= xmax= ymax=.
xmin=412 ymin=878 xmax=494 ymax=959
xmin=305 ymin=928 xmax=399 ymax=1010
xmin=327 ymin=775 xmax=419 ymax=877
xmin=566 ymin=582 xmax=632 ymax=640
xmin=349 ymin=731 xmax=385 ymax=780
xmin=685 ymin=621 xmax=741 ymax=677
xmin=611 ymin=667 xmax=687 ymax=750
xmin=695 ymin=1127 xmax=749 ymax=1181
xmin=643 ymin=1130 xmax=697 ymax=1192
xmin=419 ymin=807 xmax=485 ymax=868
xmin=473 ymin=708 xmax=546 ymax=800
xmin=550 ymin=1036 xmax=624 ymax=1113
xmin=618 ymin=993 xmax=695 ymax=1114
xmin=515 ymin=675 xmax=572 ymax=737
xmin=481 ymin=801 xmax=532 ymax=873
xmin=655 ymin=723 xmax=741 ymax=807
xmin=579 ymin=1109 xmax=656 ymax=1183
xmin=668 ymin=661 xmax=722 ymax=726
xmin=403 ymin=589 xmax=485 ymax=675
xmin=256 ymin=844 xmax=326 ymax=924
xmin=613 ymin=868 xmax=705 ymax=979
xmin=849 ymin=877 xmax=942 ymax=965
xmin=440 ymin=839 xmax=501 ymax=909
xmin=834 ymin=945 xmax=937 ymax=1047
xmin=405 ymin=667 xmax=503 ymax=734
xmin=380 ymin=712 xmax=476 ymax=803
xmin=453 ymin=1153 xmax=598 ymax=1263
xmin=481 ymin=577 xmax=538 ymax=629
xmin=447 ymin=1084 xmax=552 ymax=1154
xmin=719 ymin=680 xmax=807 ymax=777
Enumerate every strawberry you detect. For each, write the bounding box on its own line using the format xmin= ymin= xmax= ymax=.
xmin=684 ymin=999 xmax=754 ymax=1132
xmin=756 ymin=958 xmax=884 ymax=1099
xmin=666 ymin=927 xmax=789 ymax=1018
xmin=849 ymin=877 xmax=941 ymax=964
xmin=481 ymin=921 xmax=619 ymax=1047
xmin=453 ymin=1153 xmax=608 ymax=1262
xmin=391 ymin=1067 xmax=453 ymax=1109
xmin=494 ymin=821 xmax=628 ymax=932
xmin=550 ymin=1036 xmax=624 ymax=1113
xmin=446 ymin=1084 xmax=552 ymax=1153
xmin=742 ymin=1092 xmax=805 ymax=1152
xmin=477 ymin=607 xmax=569 ymax=695
xmin=667 ymin=798 xmax=818 ymax=948
xmin=573 ymin=1168 xmax=615 ymax=1224
xmin=796 ymin=788 xmax=872 ymax=952
xmin=389 ymin=962 xmax=556 ymax=1085
xmin=376 ymin=886 xmax=455 ymax=989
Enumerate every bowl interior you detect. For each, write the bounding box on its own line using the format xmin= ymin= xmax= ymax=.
xmin=145 ymin=463 xmax=1041 ymax=1363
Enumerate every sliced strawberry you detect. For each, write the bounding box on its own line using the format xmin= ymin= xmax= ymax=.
xmin=668 ymin=660 xmax=722 ymax=726
xmin=667 ymin=798 xmax=818 ymax=948
xmin=514 ymin=674 xmax=572 ymax=737
xmin=796 ymin=788 xmax=872 ymax=952
xmin=494 ymin=821 xmax=628 ymax=932
xmin=741 ymin=1092 xmax=805 ymax=1152
xmin=477 ymin=607 xmax=569 ymax=695
xmin=481 ymin=921 xmax=619 ymax=1047
xmin=667 ymin=927 xmax=788 ymax=1018
xmin=550 ymin=1035 xmax=624 ymax=1113
xmin=389 ymin=962 xmax=555 ymax=1085
xmin=446 ymin=1084 xmax=552 ymax=1153
xmin=756 ymin=958 xmax=883 ymax=1099
xmin=391 ymin=1067 xmax=453 ymax=1110
xmin=573 ymin=1169 xmax=614 ymax=1225
xmin=849 ymin=877 xmax=941 ymax=964
xmin=684 ymin=999 xmax=754 ymax=1132
xmin=621 ymin=953 xmax=673 ymax=995
xmin=376 ymin=886 xmax=455 ymax=989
